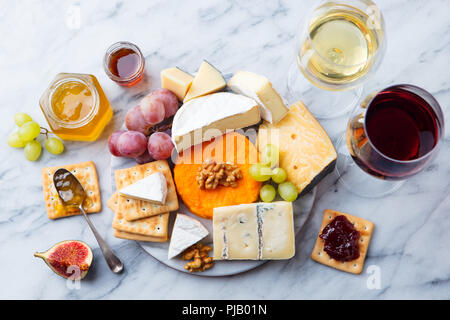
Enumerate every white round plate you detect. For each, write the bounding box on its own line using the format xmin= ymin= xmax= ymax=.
xmin=111 ymin=154 xmax=316 ymax=276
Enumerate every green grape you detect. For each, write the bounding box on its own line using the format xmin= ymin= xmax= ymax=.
xmin=14 ymin=113 xmax=32 ymax=127
xmin=45 ymin=137 xmax=64 ymax=155
xmin=272 ymin=167 xmax=287 ymax=184
xmin=249 ymin=163 xmax=272 ymax=182
xmin=278 ymin=182 xmax=298 ymax=202
xmin=260 ymin=144 xmax=279 ymax=168
xmin=24 ymin=140 xmax=42 ymax=161
xmin=260 ymin=184 xmax=276 ymax=203
xmin=7 ymin=132 xmax=26 ymax=148
xmin=18 ymin=121 xmax=41 ymax=142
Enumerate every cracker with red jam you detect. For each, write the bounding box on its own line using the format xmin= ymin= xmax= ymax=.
xmin=310 ymin=209 xmax=374 ymax=274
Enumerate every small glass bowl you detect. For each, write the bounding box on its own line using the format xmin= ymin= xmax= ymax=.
xmin=103 ymin=41 xmax=145 ymax=86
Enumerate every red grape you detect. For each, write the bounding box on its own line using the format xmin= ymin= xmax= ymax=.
xmin=108 ymin=130 xmax=126 ymax=156
xmin=135 ymin=149 xmax=154 ymax=164
xmin=151 ymin=88 xmax=178 ymax=118
xmin=139 ymin=95 xmax=165 ymax=125
xmin=125 ymin=105 xmax=152 ymax=135
xmin=147 ymin=132 xmax=174 ymax=160
xmin=117 ymin=131 xmax=148 ymax=158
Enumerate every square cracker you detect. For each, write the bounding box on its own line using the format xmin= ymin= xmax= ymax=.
xmin=108 ymin=192 xmax=169 ymax=239
xmin=42 ymin=161 xmax=101 ymax=219
xmin=113 ymin=229 xmax=168 ymax=242
xmin=310 ymin=209 xmax=374 ymax=274
xmin=114 ymin=160 xmax=179 ymax=221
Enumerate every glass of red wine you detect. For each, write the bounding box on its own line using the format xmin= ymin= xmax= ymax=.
xmin=335 ymin=84 xmax=444 ymax=197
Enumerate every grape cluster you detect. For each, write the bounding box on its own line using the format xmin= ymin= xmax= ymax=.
xmin=108 ymin=89 xmax=177 ymax=164
xmin=249 ymin=144 xmax=298 ymax=202
xmin=7 ymin=113 xmax=64 ymax=161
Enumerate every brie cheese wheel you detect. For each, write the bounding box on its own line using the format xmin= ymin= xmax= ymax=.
xmin=183 ymin=60 xmax=226 ymax=102
xmin=118 ymin=172 xmax=167 ymax=204
xmin=168 ymin=214 xmax=209 ymax=259
xmin=227 ymin=71 xmax=289 ymax=124
xmin=213 ymin=202 xmax=295 ymax=260
xmin=171 ymin=92 xmax=261 ymax=152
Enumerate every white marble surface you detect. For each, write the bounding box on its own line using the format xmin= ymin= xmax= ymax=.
xmin=0 ymin=0 xmax=449 ymax=299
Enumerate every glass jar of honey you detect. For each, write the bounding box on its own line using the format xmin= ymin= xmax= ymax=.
xmin=39 ymin=73 xmax=113 ymax=141
xmin=103 ymin=41 xmax=145 ymax=86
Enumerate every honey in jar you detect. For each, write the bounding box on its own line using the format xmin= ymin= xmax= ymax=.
xmin=40 ymin=73 xmax=113 ymax=141
xmin=103 ymin=41 xmax=145 ymax=86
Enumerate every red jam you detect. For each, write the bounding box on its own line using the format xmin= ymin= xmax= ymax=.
xmin=319 ymin=215 xmax=360 ymax=262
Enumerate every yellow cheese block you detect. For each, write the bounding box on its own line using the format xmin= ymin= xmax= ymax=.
xmin=161 ymin=67 xmax=194 ymax=101
xmin=258 ymin=100 xmax=337 ymax=195
xmin=183 ymin=60 xmax=226 ymax=102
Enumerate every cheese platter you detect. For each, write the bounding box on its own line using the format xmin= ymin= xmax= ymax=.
xmin=106 ymin=66 xmax=333 ymax=276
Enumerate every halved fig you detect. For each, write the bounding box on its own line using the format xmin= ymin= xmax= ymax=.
xmin=34 ymin=240 xmax=93 ymax=280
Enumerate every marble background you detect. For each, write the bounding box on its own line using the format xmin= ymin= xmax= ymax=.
xmin=0 ymin=0 xmax=449 ymax=299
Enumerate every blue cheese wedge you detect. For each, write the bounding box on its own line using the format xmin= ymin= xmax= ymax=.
xmin=171 ymin=92 xmax=261 ymax=151
xmin=168 ymin=214 xmax=209 ymax=259
xmin=118 ymin=172 xmax=167 ymax=205
xmin=227 ymin=71 xmax=289 ymax=124
xmin=213 ymin=202 xmax=295 ymax=260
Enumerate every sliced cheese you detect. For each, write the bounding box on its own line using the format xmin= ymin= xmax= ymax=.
xmin=213 ymin=202 xmax=295 ymax=260
xmin=161 ymin=67 xmax=194 ymax=101
xmin=258 ymin=100 xmax=337 ymax=195
xmin=183 ymin=60 xmax=226 ymax=102
xmin=172 ymin=92 xmax=261 ymax=151
xmin=118 ymin=172 xmax=167 ymax=204
xmin=168 ymin=214 xmax=209 ymax=259
xmin=228 ymin=71 xmax=289 ymax=124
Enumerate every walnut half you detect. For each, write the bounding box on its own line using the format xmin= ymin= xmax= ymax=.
xmin=196 ymin=159 xmax=243 ymax=190
xmin=182 ymin=243 xmax=214 ymax=273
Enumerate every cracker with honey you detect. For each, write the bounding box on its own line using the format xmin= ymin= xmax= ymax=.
xmin=107 ymin=193 xmax=168 ymax=242
xmin=108 ymin=192 xmax=169 ymax=239
xmin=310 ymin=209 xmax=374 ymax=274
xmin=114 ymin=160 xmax=178 ymax=221
xmin=42 ymin=161 xmax=101 ymax=220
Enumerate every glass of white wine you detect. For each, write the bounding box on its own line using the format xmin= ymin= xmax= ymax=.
xmin=287 ymin=0 xmax=386 ymax=119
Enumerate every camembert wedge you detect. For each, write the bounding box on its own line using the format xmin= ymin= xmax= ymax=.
xmin=228 ymin=71 xmax=289 ymax=124
xmin=168 ymin=214 xmax=209 ymax=259
xmin=118 ymin=172 xmax=167 ymax=205
xmin=213 ymin=202 xmax=295 ymax=260
xmin=183 ymin=61 xmax=226 ymax=102
xmin=258 ymin=100 xmax=337 ymax=195
xmin=161 ymin=67 xmax=194 ymax=101
xmin=172 ymin=92 xmax=261 ymax=151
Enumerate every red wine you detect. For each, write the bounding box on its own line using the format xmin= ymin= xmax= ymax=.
xmin=349 ymin=85 xmax=443 ymax=180
xmin=365 ymin=87 xmax=438 ymax=161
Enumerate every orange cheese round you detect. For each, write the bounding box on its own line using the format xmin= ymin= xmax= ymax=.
xmin=174 ymin=132 xmax=261 ymax=219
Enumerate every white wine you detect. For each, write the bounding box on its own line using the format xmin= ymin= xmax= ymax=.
xmin=298 ymin=5 xmax=382 ymax=90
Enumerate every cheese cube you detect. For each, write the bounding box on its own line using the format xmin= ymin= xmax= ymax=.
xmin=183 ymin=60 xmax=226 ymax=102
xmin=213 ymin=202 xmax=295 ymax=260
xmin=227 ymin=71 xmax=289 ymax=124
xmin=161 ymin=67 xmax=194 ymax=101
